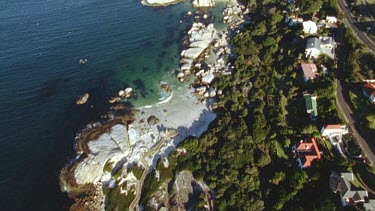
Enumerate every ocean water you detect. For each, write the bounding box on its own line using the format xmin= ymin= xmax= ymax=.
xmin=0 ymin=0 xmax=226 ymax=209
xmin=0 ymin=0 xmax=194 ymax=210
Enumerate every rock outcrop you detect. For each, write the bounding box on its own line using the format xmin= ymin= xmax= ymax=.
xmin=76 ymin=93 xmax=89 ymax=105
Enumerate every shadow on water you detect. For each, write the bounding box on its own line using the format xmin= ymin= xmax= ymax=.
xmin=36 ymin=77 xmax=72 ymax=101
xmin=133 ymin=79 xmax=148 ymax=98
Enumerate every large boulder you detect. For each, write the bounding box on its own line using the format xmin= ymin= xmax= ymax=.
xmin=76 ymin=93 xmax=89 ymax=105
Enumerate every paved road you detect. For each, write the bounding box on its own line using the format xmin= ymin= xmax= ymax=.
xmin=335 ymin=79 xmax=375 ymax=165
xmin=338 ymin=0 xmax=375 ymax=53
xmin=129 ymin=131 xmax=177 ymax=211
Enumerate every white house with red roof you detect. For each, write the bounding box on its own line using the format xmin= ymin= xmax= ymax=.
xmin=292 ymin=138 xmax=322 ymax=169
xmin=321 ymin=124 xmax=348 ymax=137
xmin=362 ymin=82 xmax=375 ymax=103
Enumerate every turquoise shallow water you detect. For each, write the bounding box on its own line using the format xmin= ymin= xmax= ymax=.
xmin=0 ymin=0 xmax=226 ymax=209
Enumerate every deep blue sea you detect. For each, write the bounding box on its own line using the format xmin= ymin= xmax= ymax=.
xmin=0 ymin=0 xmax=201 ymax=210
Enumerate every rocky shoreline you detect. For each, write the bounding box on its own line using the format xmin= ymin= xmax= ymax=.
xmin=59 ymin=0 xmax=248 ymax=210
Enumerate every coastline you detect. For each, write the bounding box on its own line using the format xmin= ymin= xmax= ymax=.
xmin=59 ymin=0 xmax=248 ymax=209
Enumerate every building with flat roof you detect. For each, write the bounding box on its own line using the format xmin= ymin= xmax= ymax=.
xmin=304 ymin=93 xmax=318 ymax=118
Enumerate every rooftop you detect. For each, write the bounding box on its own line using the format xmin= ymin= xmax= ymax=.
xmin=304 ymin=94 xmax=318 ymax=117
xmin=330 ymin=171 xmax=368 ymax=206
xmin=301 ymin=63 xmax=318 ymax=81
xmin=363 ymin=82 xmax=375 ymax=98
xmin=295 ymin=138 xmax=322 ymax=168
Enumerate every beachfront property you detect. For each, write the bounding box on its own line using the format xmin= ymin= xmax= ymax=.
xmin=329 ymin=171 xmax=369 ymax=207
xmin=362 ymin=82 xmax=375 ymax=104
xmin=301 ymin=63 xmax=318 ymax=81
xmin=321 ymin=124 xmax=348 ymax=137
xmin=292 ymin=138 xmax=322 ymax=169
xmin=305 ymin=36 xmax=335 ymax=59
xmin=304 ymin=93 xmax=318 ymax=119
xmin=303 ymin=20 xmax=318 ymax=34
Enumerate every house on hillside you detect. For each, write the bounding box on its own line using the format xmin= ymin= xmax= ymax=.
xmin=305 ymin=36 xmax=335 ymax=59
xmin=303 ymin=20 xmax=318 ymax=34
xmin=292 ymin=138 xmax=322 ymax=169
xmin=329 ymin=171 xmax=369 ymax=206
xmin=362 ymin=82 xmax=375 ymax=103
xmin=304 ymin=93 xmax=318 ymax=119
xmin=321 ymin=124 xmax=348 ymax=137
xmin=364 ymin=199 xmax=375 ymax=211
xmin=301 ymin=63 xmax=318 ymax=81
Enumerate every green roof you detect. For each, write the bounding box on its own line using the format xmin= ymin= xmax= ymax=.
xmin=304 ymin=94 xmax=318 ymax=117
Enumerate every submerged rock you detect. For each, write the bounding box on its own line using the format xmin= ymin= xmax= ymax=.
xmin=147 ymin=115 xmax=160 ymax=125
xmin=109 ymin=97 xmax=121 ymax=104
xmin=79 ymin=58 xmax=88 ymax=64
xmin=160 ymin=83 xmax=171 ymax=92
xmin=76 ymin=93 xmax=89 ymax=105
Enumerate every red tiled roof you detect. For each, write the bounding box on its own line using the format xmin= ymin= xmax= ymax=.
xmin=324 ymin=124 xmax=342 ymax=130
xmin=363 ymin=82 xmax=375 ymax=97
xmin=295 ymin=138 xmax=322 ymax=168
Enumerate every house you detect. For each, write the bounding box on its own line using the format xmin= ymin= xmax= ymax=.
xmin=305 ymin=37 xmax=321 ymax=59
xmin=326 ymin=16 xmax=338 ymax=28
xmin=301 ymin=63 xmax=318 ymax=81
xmin=305 ymin=36 xmax=335 ymax=59
xmin=304 ymin=94 xmax=318 ymax=118
xmin=362 ymin=82 xmax=375 ymax=103
xmin=303 ymin=20 xmax=318 ymax=34
xmin=321 ymin=124 xmax=348 ymax=137
xmin=292 ymin=138 xmax=322 ymax=168
xmin=364 ymin=199 xmax=375 ymax=211
xmin=329 ymin=171 xmax=369 ymax=206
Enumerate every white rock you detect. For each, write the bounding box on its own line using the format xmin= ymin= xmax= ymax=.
xmin=201 ymin=72 xmax=215 ymax=84
xmin=195 ymin=86 xmax=207 ymax=95
xmin=124 ymin=87 xmax=133 ymax=94
xmin=209 ymin=88 xmax=216 ymax=97
xmin=192 ymin=0 xmax=215 ymax=7
xmin=141 ymin=0 xmax=181 ymax=6
xmin=177 ymin=72 xmax=185 ymax=79
xmin=181 ymin=64 xmax=191 ymax=72
xmin=74 ymin=124 xmax=129 ymax=185
xmin=118 ymin=90 xmax=125 ymax=97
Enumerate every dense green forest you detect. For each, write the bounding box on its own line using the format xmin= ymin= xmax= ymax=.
xmin=134 ymin=0 xmax=375 ymax=210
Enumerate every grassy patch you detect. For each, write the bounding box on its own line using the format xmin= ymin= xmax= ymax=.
xmin=103 ymin=161 xmax=113 ymax=173
xmin=129 ymin=164 xmax=144 ymax=180
xmin=349 ymin=89 xmax=367 ymax=112
xmin=105 ymin=185 xmax=135 ymax=211
xmin=275 ymin=141 xmax=288 ymax=159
